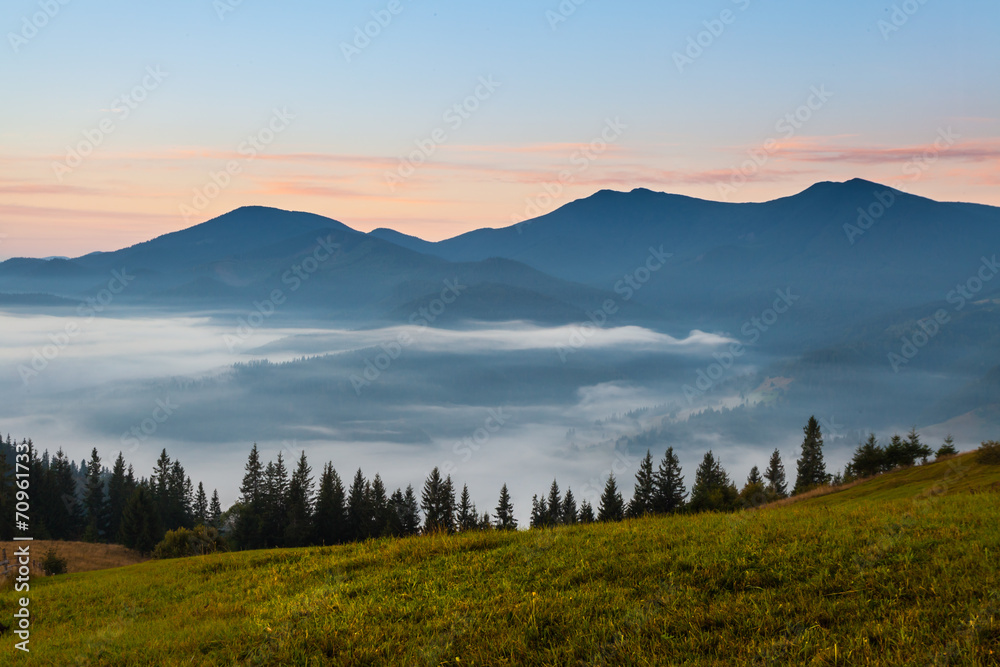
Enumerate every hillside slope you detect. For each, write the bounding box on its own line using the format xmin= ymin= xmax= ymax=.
xmin=2 ymin=453 xmax=998 ymax=665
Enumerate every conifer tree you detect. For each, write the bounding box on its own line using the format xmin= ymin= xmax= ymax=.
xmin=562 ymin=488 xmax=578 ymax=525
xmin=627 ymin=450 xmax=656 ymax=517
xmin=107 ymin=452 xmax=129 ymax=542
xmin=83 ymin=448 xmax=107 ymax=541
xmin=578 ymin=500 xmax=596 ymax=523
xmin=285 ymin=451 xmax=314 ymax=547
xmin=937 ymin=435 xmax=958 ymax=459
xmin=904 ymin=427 xmax=933 ymax=465
xmin=597 ymin=474 xmax=625 ymax=522
xmin=689 ymin=450 xmax=738 ymax=512
xmin=347 ymin=468 xmax=370 ymax=541
xmin=261 ymin=454 xmax=289 ymax=547
xmin=119 ymin=483 xmax=162 ymax=553
xmin=313 ymin=464 xmax=347 ymax=545
xmin=457 ymin=484 xmax=477 ymax=531
xmin=194 ymin=482 xmax=209 ymax=526
xmin=530 ymin=494 xmax=549 ymax=528
xmin=850 ymin=434 xmax=886 ymax=478
xmin=653 ymin=446 xmax=687 ymax=513
xmin=546 ymin=479 xmax=562 ymax=526
xmin=793 ymin=416 xmax=828 ymax=495
xmin=420 ymin=467 xmax=452 ymax=533
xmin=209 ymin=489 xmax=223 ymax=528
xmin=400 ymin=484 xmax=421 ymax=535
xmin=746 ymin=466 xmax=763 ymax=486
xmin=493 ymin=483 xmax=517 ymax=531
xmin=235 ymin=443 xmax=265 ymax=549
xmin=764 ymin=449 xmax=787 ymax=498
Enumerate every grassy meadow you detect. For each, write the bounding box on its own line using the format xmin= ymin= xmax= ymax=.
xmin=1 ymin=452 xmax=998 ymax=665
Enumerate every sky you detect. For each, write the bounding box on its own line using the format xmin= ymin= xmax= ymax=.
xmin=1 ymin=0 xmax=999 ymax=259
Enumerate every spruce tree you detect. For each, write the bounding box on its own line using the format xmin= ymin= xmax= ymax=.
xmin=764 ymin=449 xmax=787 ymax=498
xmin=493 ymin=483 xmax=517 ymax=531
xmin=82 ymin=448 xmax=107 ymax=541
xmin=420 ymin=467 xmax=451 ymax=533
xmin=746 ymin=466 xmax=763 ymax=486
xmin=562 ymin=488 xmax=578 ymax=525
xmin=597 ymin=474 xmax=625 ymax=522
xmin=285 ymin=452 xmax=314 ymax=547
xmin=689 ymin=450 xmax=738 ymax=512
xmin=546 ymin=480 xmax=561 ymax=526
xmin=457 ymin=484 xmax=477 ymax=531
xmin=347 ymin=468 xmax=370 ymax=541
xmin=793 ymin=416 xmax=828 ymax=495
xmin=904 ymin=427 xmax=933 ymax=465
xmin=400 ymin=484 xmax=421 ymax=535
xmin=530 ymin=495 xmax=548 ymax=529
xmin=261 ymin=454 xmax=289 ymax=547
xmin=106 ymin=452 xmax=129 ymax=544
xmin=235 ymin=444 xmax=265 ymax=549
xmin=578 ymin=500 xmax=595 ymax=523
xmin=653 ymin=447 xmax=687 ymax=513
xmin=119 ymin=484 xmax=162 ymax=553
xmin=194 ymin=482 xmax=209 ymax=526
xmin=850 ymin=434 xmax=886 ymax=478
xmin=312 ymin=464 xmax=346 ymax=544
xmin=209 ymin=489 xmax=223 ymax=528
xmin=937 ymin=435 xmax=958 ymax=459
xmin=627 ymin=450 xmax=656 ymax=518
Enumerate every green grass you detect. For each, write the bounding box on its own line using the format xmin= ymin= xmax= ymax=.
xmin=3 ymin=452 xmax=1000 ymax=666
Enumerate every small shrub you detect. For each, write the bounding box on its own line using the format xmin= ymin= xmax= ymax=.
xmin=42 ymin=548 xmax=69 ymax=576
xmin=154 ymin=525 xmax=225 ymax=559
xmin=976 ymin=440 xmax=1000 ymax=465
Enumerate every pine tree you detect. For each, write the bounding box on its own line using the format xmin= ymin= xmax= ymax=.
xmin=562 ymin=488 xmax=578 ymax=525
xmin=652 ymin=446 xmax=687 ymax=513
xmin=261 ymin=454 xmax=289 ymax=547
xmin=235 ymin=444 xmax=265 ymax=549
xmin=209 ymin=489 xmax=223 ymax=528
xmin=194 ymin=482 xmax=209 ymax=526
xmin=793 ymin=416 xmax=828 ymax=495
xmin=937 ymin=435 xmax=959 ymax=459
xmin=546 ymin=479 xmax=561 ymax=526
xmin=285 ymin=451 xmax=314 ymax=547
xmin=764 ymin=449 xmax=787 ymax=498
xmin=151 ymin=448 xmax=171 ymax=518
xmin=689 ymin=450 xmax=738 ymax=512
xmin=578 ymin=500 xmax=596 ymax=523
xmin=850 ymin=434 xmax=886 ymax=478
xmin=597 ymin=475 xmax=625 ymax=522
xmin=119 ymin=484 xmax=162 ymax=553
xmin=884 ymin=434 xmax=906 ymax=469
xmin=627 ymin=450 xmax=656 ymax=517
xmin=530 ymin=495 xmax=548 ymax=529
xmin=400 ymin=484 xmax=421 ymax=535
xmin=457 ymin=484 xmax=477 ymax=531
xmin=493 ymin=483 xmax=517 ymax=531
xmin=441 ymin=475 xmax=457 ymax=533
xmin=82 ymin=448 xmax=107 ymax=541
xmin=420 ymin=467 xmax=452 ymax=533
xmin=904 ymin=427 xmax=933 ymax=465
xmin=347 ymin=468 xmax=370 ymax=541
xmin=106 ymin=452 xmax=129 ymax=542
xmin=746 ymin=466 xmax=763 ymax=486
xmin=313 ymin=464 xmax=347 ymax=545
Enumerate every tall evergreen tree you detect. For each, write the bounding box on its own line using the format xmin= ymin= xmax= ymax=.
xmin=937 ymin=435 xmax=959 ymax=459
xmin=627 ymin=450 xmax=656 ymax=518
xmin=261 ymin=454 xmax=289 ymax=547
xmin=457 ymin=484 xmax=477 ymax=531
xmin=652 ymin=446 xmax=687 ymax=513
xmin=530 ymin=495 xmax=548 ymax=529
xmin=546 ymin=479 xmax=562 ymax=526
xmin=746 ymin=466 xmax=763 ymax=486
xmin=209 ymin=489 xmax=223 ymax=528
xmin=493 ymin=483 xmax=517 ymax=531
xmin=369 ymin=473 xmax=391 ymax=537
xmin=850 ymin=434 xmax=886 ymax=479
xmin=194 ymin=482 xmax=209 ymax=526
xmin=562 ymin=488 xmax=578 ymax=525
xmin=119 ymin=483 xmax=162 ymax=553
xmin=82 ymin=448 xmax=107 ymax=541
xmin=106 ymin=452 xmax=129 ymax=542
xmin=442 ymin=475 xmax=457 ymax=533
xmin=689 ymin=450 xmax=738 ymax=512
xmin=400 ymin=484 xmax=421 ymax=535
xmin=764 ymin=449 xmax=787 ymax=498
xmin=578 ymin=500 xmax=596 ymax=523
xmin=793 ymin=416 xmax=828 ymax=495
xmin=285 ymin=451 xmax=314 ymax=547
xmin=597 ymin=474 xmax=625 ymax=522
xmin=313 ymin=464 xmax=347 ymax=545
xmin=235 ymin=443 xmax=265 ymax=549
xmin=347 ymin=468 xmax=370 ymax=541
xmin=904 ymin=427 xmax=933 ymax=465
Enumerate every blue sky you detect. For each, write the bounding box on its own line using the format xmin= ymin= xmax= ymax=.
xmin=1 ymin=0 xmax=998 ymax=257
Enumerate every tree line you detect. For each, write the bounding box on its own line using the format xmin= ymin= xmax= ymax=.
xmin=0 ymin=416 xmax=966 ymax=553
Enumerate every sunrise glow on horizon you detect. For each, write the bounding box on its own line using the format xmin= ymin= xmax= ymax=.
xmin=2 ymin=0 xmax=998 ymax=259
